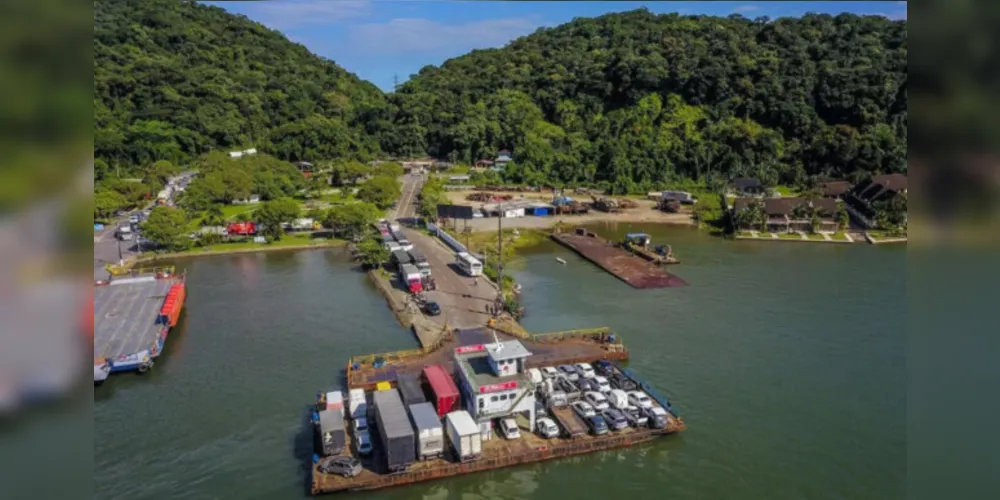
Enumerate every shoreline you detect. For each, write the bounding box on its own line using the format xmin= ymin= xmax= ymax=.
xmin=135 ymin=239 xmax=348 ymax=263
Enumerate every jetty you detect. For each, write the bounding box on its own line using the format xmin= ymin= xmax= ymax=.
xmin=551 ymin=228 xmax=687 ymax=289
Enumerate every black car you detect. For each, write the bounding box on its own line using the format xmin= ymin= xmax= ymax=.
xmin=610 ymin=373 xmax=637 ymax=391
xmin=595 ymin=360 xmax=614 ymax=376
xmin=556 ymin=377 xmax=579 ymax=394
xmin=585 ymin=414 xmax=609 ymax=435
xmin=423 ymin=301 xmax=441 ymax=316
xmin=318 ymin=455 xmax=362 ymax=477
xmin=601 ymin=408 xmax=628 ymax=431
xmin=578 ymin=378 xmax=598 ymax=392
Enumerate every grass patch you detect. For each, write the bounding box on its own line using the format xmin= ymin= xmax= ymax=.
xmin=149 ymin=234 xmax=346 ymax=259
xmin=444 ymin=165 xmax=471 ymax=175
xmin=777 ymin=232 xmax=802 ymax=239
xmin=773 ymin=185 xmax=800 ymax=196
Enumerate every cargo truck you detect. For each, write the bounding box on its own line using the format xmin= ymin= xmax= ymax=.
xmin=316 ymin=409 xmax=347 ymax=456
xmin=400 ymin=264 xmax=423 ymax=294
xmin=396 ymin=374 xmax=427 ymax=407
xmin=445 ymin=410 xmax=482 ymax=462
xmin=408 ymin=402 xmax=444 ymax=460
xmin=423 ymin=365 xmax=460 ymax=417
xmin=406 ymin=249 xmax=432 ymax=277
xmin=348 ymin=388 xmax=366 ymax=419
xmin=391 ymin=250 xmax=412 ymax=267
xmin=550 ymin=405 xmax=587 ymax=438
xmin=373 ymin=389 xmax=416 ymax=473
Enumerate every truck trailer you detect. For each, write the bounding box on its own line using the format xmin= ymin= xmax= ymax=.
xmin=445 ymin=410 xmax=482 ymax=462
xmin=316 ymin=409 xmax=347 ymax=456
xmin=373 ymin=389 xmax=416 ymax=472
xmin=408 ymin=402 xmax=444 ymax=460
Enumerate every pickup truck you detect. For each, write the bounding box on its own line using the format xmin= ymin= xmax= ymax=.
xmin=550 ymin=405 xmax=587 ymax=438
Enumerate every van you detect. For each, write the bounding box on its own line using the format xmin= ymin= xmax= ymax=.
xmin=608 ymin=389 xmax=629 ymax=410
xmin=527 ymin=368 xmax=543 ymax=384
xmin=499 ymin=418 xmax=520 ymax=440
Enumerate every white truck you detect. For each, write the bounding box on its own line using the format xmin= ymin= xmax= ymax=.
xmin=117 ymin=225 xmax=133 ymax=241
xmin=409 ymin=402 xmax=444 ymax=460
xmin=348 ymin=388 xmax=366 ymax=419
xmin=445 ymin=410 xmax=481 ymax=462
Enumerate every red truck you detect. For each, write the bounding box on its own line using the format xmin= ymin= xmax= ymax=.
xmin=423 ymin=365 xmax=460 ymax=418
xmin=400 ymin=263 xmax=423 ymax=294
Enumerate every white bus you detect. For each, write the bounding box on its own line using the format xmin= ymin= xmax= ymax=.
xmin=455 ymin=252 xmax=483 ymax=277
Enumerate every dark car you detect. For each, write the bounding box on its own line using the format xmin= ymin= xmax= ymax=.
xmin=610 ymin=373 xmax=637 ymax=391
xmin=601 ymin=408 xmax=628 ymax=431
xmin=595 ymin=360 xmax=614 ymax=376
xmin=318 ymin=455 xmax=362 ymax=477
xmin=423 ymin=301 xmax=441 ymax=316
xmin=585 ymin=414 xmax=609 ymax=436
xmin=556 ymin=377 xmax=579 ymax=394
xmin=578 ymin=378 xmax=598 ymax=392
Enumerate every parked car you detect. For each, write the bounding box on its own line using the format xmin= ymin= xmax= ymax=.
xmin=623 ymin=406 xmax=648 ymax=427
xmin=541 ymin=366 xmax=559 ymax=379
xmin=355 ymin=430 xmax=373 ymax=455
xmin=571 ymin=400 xmax=596 ymax=419
xmin=610 ymin=373 xmax=637 ymax=391
xmin=601 ymin=408 xmax=629 ymax=431
xmin=423 ymin=301 xmax=441 ymax=316
xmin=536 ymin=417 xmax=559 ymax=439
xmin=534 ymin=400 xmax=547 ymax=418
xmin=643 ymin=406 xmax=669 ymax=429
xmin=584 ymin=391 xmax=610 ymax=411
xmin=593 ymin=376 xmax=612 ymax=394
xmin=317 ymin=456 xmax=362 ymax=477
xmin=353 ymin=417 xmax=369 ymax=434
xmin=585 ymin=414 xmax=609 ymax=436
xmin=595 ymin=360 xmax=614 ymax=376
xmin=577 ymin=378 xmax=598 ymax=392
xmin=499 ymin=418 xmax=520 ymax=439
xmin=574 ymin=363 xmax=596 ymax=379
xmin=556 ymin=377 xmax=579 ymax=394
xmin=558 ymin=364 xmax=579 ymax=382
xmin=628 ymin=391 xmax=653 ymax=410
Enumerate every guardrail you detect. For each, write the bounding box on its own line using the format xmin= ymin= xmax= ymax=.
xmin=616 ymin=363 xmax=679 ymax=418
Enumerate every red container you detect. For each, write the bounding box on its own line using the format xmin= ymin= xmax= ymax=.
xmin=227 ymin=222 xmax=257 ymax=235
xmin=423 ymin=365 xmax=460 ymax=418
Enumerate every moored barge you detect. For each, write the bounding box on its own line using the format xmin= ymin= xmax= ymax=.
xmin=552 ymin=228 xmax=686 ymax=288
xmin=93 ymin=267 xmax=186 ymax=382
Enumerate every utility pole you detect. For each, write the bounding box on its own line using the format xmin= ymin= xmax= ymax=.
xmin=393 ymin=73 xmax=399 ymax=91
xmin=496 ymin=200 xmax=504 ymax=312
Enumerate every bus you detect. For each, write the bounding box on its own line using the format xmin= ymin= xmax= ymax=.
xmin=455 ymin=252 xmax=482 ymax=277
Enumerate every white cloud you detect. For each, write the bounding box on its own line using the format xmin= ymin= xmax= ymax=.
xmin=245 ymin=0 xmax=372 ymax=30
xmin=348 ymin=17 xmax=541 ymax=54
xmin=732 ymin=5 xmax=760 ymax=13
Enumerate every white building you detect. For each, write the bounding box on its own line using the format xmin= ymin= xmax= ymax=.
xmin=453 ymin=339 xmax=536 ymax=440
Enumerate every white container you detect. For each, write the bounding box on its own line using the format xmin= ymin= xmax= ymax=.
xmin=325 ymin=390 xmax=344 ymax=417
xmin=349 ymin=388 xmax=366 ymax=419
xmin=608 ymin=389 xmax=629 ymax=410
xmin=409 ymin=402 xmax=444 ymax=459
xmin=446 ymin=410 xmax=482 ymax=460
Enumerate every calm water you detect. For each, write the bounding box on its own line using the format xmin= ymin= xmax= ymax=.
xmin=94 ymin=225 xmax=905 ymax=500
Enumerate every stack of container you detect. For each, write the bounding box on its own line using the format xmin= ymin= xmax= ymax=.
xmin=408 ymin=402 xmax=444 ymax=460
xmin=423 ymin=365 xmax=460 ymax=417
xmin=373 ymin=389 xmax=416 ymax=473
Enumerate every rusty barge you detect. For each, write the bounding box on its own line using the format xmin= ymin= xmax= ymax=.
xmin=551 ymin=228 xmax=687 ymax=289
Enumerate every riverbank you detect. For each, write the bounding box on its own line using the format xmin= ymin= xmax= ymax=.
xmin=734 ymin=231 xmax=857 ymax=244
xmin=135 ymin=236 xmax=347 ymax=262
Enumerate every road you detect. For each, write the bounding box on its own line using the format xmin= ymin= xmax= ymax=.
xmin=403 ymin=228 xmax=499 ymax=329
xmin=392 ymin=173 xmax=424 ymax=221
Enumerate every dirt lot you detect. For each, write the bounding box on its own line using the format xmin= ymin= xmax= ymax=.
xmin=444 ymin=190 xmax=694 ymax=232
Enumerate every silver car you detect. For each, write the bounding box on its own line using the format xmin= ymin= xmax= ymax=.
xmin=318 ymin=455 xmax=362 ymax=477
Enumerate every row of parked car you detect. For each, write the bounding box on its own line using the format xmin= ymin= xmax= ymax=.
xmin=532 ymin=360 xmax=670 ymax=436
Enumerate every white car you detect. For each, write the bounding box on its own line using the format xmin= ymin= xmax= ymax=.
xmin=558 ymin=365 xmax=579 ymax=382
xmin=536 ymin=417 xmax=559 ymax=439
xmin=628 ymin=391 xmax=653 ymax=409
xmin=355 ymin=430 xmax=373 ymax=455
xmin=584 ymin=391 xmax=610 ymax=411
xmin=575 ymin=363 xmax=596 ymax=379
xmin=593 ymin=376 xmax=612 ymax=394
xmin=571 ymin=400 xmax=595 ymax=419
xmin=541 ymin=366 xmax=559 ymax=379
xmin=500 ymin=418 xmax=520 ymax=439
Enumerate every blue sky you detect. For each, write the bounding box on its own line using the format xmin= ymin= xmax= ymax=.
xmin=206 ymin=1 xmax=907 ymax=92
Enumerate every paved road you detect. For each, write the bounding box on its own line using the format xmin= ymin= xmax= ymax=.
xmin=392 ymin=173 xmax=424 ymax=221
xmin=403 ymin=228 xmax=500 ymax=330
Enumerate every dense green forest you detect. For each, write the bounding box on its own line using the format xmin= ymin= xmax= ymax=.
xmin=94 ymin=1 xmax=907 ymax=198
xmin=93 ymin=0 xmax=387 ymax=181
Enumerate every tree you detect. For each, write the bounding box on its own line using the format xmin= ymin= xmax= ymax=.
xmin=202 ymin=204 xmax=225 ymax=227
xmin=95 ymin=189 xmax=128 ymax=221
xmin=417 ymin=178 xmax=447 ymax=220
xmin=253 ymin=197 xmax=301 ymax=241
xmin=355 ymin=235 xmax=389 ymax=269
xmin=836 ymin=204 xmax=850 ymax=231
xmin=145 ymin=160 xmax=179 ymax=186
xmin=373 ymin=162 xmax=404 ymax=178
xmin=324 ymin=202 xmax=381 ymax=240
xmin=330 ymin=160 xmax=369 ymax=186
xmin=142 ymin=206 xmax=191 ymax=251
xmin=356 ymin=176 xmax=401 ymax=209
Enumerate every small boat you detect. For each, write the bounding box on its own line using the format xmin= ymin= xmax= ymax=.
xmin=556 ymin=257 xmax=567 ymax=265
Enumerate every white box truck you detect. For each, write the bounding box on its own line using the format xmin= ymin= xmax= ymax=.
xmin=445 ymin=410 xmax=481 ymax=461
xmin=409 ymin=402 xmax=444 ymax=460
xmin=349 ymin=388 xmax=366 ymax=419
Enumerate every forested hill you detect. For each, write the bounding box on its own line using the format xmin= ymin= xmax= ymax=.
xmin=390 ymin=9 xmax=907 ymax=192
xmin=94 ymin=0 xmax=389 ymax=180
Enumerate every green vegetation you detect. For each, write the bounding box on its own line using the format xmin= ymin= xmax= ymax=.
xmin=873 ymin=194 xmax=907 ymax=235
xmin=356 ymin=176 xmax=401 ymax=209
xmin=143 ymin=234 xmax=345 ymax=260
xmin=94 ymin=0 xmax=385 ymax=176
xmin=417 ymin=177 xmax=448 ymax=220
xmin=354 ymin=235 xmax=390 ymax=269
xmin=253 ymin=197 xmax=301 ymax=241
xmin=95 ymin=3 xmax=906 ymax=201
xmin=324 ymin=202 xmax=382 ymax=240
xmin=141 ymin=206 xmax=191 ymax=251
